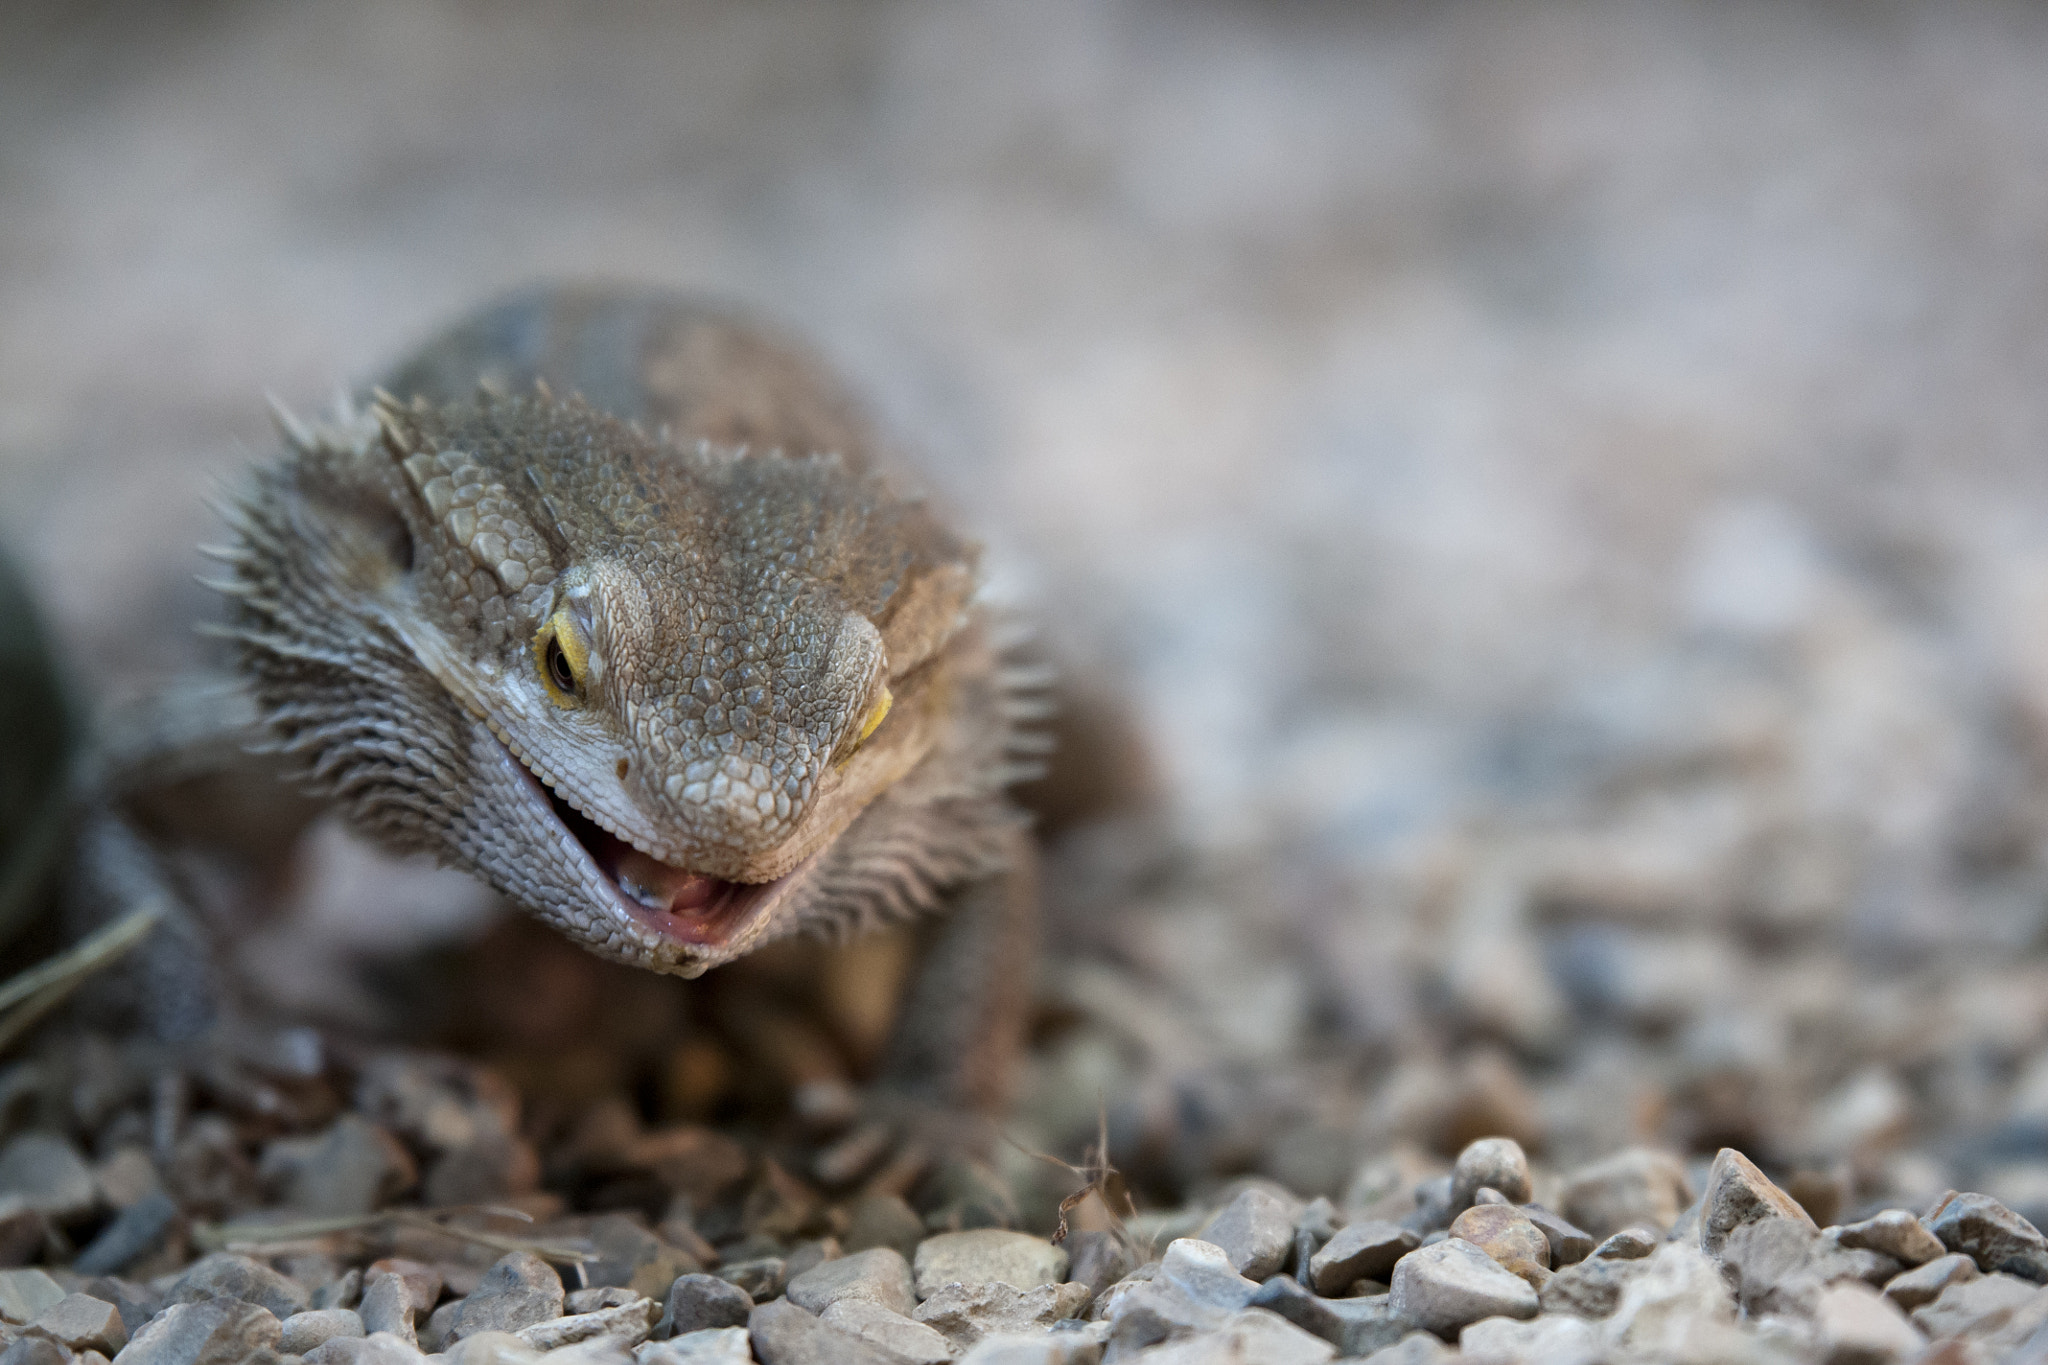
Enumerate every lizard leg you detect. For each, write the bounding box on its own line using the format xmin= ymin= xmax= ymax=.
xmin=875 ymin=825 xmax=1039 ymax=1117
xmin=806 ymin=827 xmax=1038 ymax=1216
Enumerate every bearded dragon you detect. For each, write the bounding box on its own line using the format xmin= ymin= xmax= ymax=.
xmin=85 ymin=284 xmax=1045 ymax=1120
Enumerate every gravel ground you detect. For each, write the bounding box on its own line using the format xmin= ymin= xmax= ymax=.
xmin=12 ymin=1 xmax=2048 ymax=1360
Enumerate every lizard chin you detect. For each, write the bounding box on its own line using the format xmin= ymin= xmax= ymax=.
xmin=496 ymin=740 xmax=799 ymax=952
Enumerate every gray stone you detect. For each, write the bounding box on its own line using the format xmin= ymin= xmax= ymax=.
xmin=1447 ymin=1204 xmax=1549 ymax=1286
xmin=440 ymin=1330 xmax=541 ymax=1365
xmin=1519 ymin=1205 xmax=1594 ymax=1267
xmin=1457 ymin=1313 xmax=1601 ymax=1364
xmin=785 ymin=1247 xmax=913 ymax=1316
xmin=955 ymin=1333 xmax=1099 ymax=1365
xmin=0 ymin=1272 xmax=66 ymax=1324
xmin=1558 ymin=1148 xmax=1693 ymax=1240
xmin=1132 ymin=1307 xmax=1334 ymax=1364
xmin=1882 ymin=1251 xmax=1977 ymax=1311
xmin=1592 ymin=1228 xmax=1657 ymax=1260
xmin=1449 ymin=1138 xmax=1531 ymax=1213
xmin=28 ymin=1295 xmax=127 ymax=1354
xmin=421 ymin=1300 xmax=463 ymax=1353
xmin=79 ymin=1278 xmax=160 ymax=1338
xmin=1401 ymin=1177 xmax=1455 ymax=1236
xmin=635 ymin=1327 xmax=752 ymax=1364
xmin=1062 ymin=1231 xmax=1134 ymax=1307
xmin=514 ymin=1298 xmax=657 ymax=1350
xmin=313 ymin=1270 xmax=362 ymax=1312
xmin=1831 ymin=1209 xmax=1945 ymax=1267
xmin=1292 ymin=1196 xmax=1338 ymax=1280
xmin=285 ymin=1116 xmax=417 ymax=1218
xmin=746 ymin=1299 xmax=900 ymax=1365
xmin=817 ymin=1299 xmax=952 ymax=1365
xmin=1387 ymin=1238 xmax=1538 ymax=1338
xmin=72 ymin=1196 xmax=179 ymax=1278
xmin=1909 ymin=1270 xmax=2040 ymax=1339
xmin=841 ymin=1195 xmax=925 ymax=1262
xmin=911 ymin=1281 xmax=1089 ymax=1348
xmin=439 ymin=1330 xmax=540 ymax=1365
xmin=448 ymin=1253 xmax=564 ymax=1342
xmin=281 ymin=1309 xmax=366 ymax=1355
xmin=714 ymin=1258 xmax=784 ymax=1302
xmin=912 ymin=1230 xmax=1068 ymax=1299
xmin=568 ymin=1288 xmax=645 ymax=1314
xmin=1538 ymin=1254 xmax=1643 ymax=1317
xmin=1600 ymin=1243 xmax=1735 ymax=1356
xmin=1157 ymin=1239 xmax=1259 ymax=1313
xmin=357 ymin=1273 xmax=414 ymax=1345
xmin=1811 ymin=1281 xmax=1923 ymax=1364
xmin=1307 ymin=1221 xmax=1417 ymax=1295
xmin=1242 ymin=1275 xmax=1412 ymax=1355
xmin=1698 ymin=1148 xmax=1818 ymax=1259
xmin=654 ymin=1276 xmax=751 ymax=1339
xmin=364 ymin=1261 xmax=442 ymax=1315
xmin=1357 ymin=1337 xmax=1450 ymax=1365
xmin=0 ymin=1337 xmax=69 ymax=1365
xmin=167 ymin=1253 xmax=310 ymax=1321
xmin=1246 ymin=1275 xmax=1343 ymax=1343
xmin=303 ymin=1330 xmax=431 ymax=1365
xmin=1196 ymin=1186 xmax=1301 ymax=1281
xmin=575 ymin=1214 xmax=702 ymax=1301
xmin=111 ymin=1298 xmax=282 ymax=1365
xmin=1924 ymin=1189 xmax=2048 ymax=1282
xmin=0 ymin=1135 xmax=95 ymax=1222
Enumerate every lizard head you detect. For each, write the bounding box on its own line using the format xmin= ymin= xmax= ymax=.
xmin=222 ymin=390 xmax=978 ymax=974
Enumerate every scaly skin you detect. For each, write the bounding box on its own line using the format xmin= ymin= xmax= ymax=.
xmin=189 ymin=286 xmax=1043 ymax=1111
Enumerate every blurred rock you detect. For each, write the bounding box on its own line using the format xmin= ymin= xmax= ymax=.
xmin=1924 ymin=1190 xmax=2048 ymax=1281
xmin=1194 ymin=1186 xmax=1299 ymax=1281
xmin=1559 ymin=1148 xmax=1693 ymax=1240
xmin=912 ymin=1230 xmax=1067 ymax=1299
xmin=1387 ymin=1239 xmax=1538 ymax=1338
xmin=1448 ymin=1138 xmax=1531 ymax=1213
xmin=448 ymin=1254 xmax=563 ymax=1342
xmin=654 ymin=1276 xmax=750 ymax=1339
xmin=1883 ymin=1252 xmax=1977 ymax=1311
xmin=816 ymin=1299 xmax=952 ymax=1365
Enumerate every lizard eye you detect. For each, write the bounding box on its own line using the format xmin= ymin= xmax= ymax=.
xmin=534 ymin=610 xmax=590 ymax=706
xmin=834 ymin=686 xmax=893 ymax=766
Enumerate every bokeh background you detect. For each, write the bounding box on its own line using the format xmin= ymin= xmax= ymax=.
xmin=12 ymin=0 xmax=2048 ymax=1221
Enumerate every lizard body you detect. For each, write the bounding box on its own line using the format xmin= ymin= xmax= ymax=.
xmin=98 ymin=285 xmax=1044 ymax=1117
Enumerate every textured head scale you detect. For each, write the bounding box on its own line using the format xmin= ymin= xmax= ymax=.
xmin=223 ymin=386 xmax=997 ymax=974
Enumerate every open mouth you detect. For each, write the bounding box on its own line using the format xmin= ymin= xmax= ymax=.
xmin=502 ymin=746 xmax=791 ymax=949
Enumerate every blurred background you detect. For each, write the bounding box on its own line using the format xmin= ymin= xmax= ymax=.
xmin=11 ymin=0 xmax=2048 ymax=1223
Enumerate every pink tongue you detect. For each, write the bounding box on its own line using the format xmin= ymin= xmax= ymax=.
xmin=611 ymin=844 xmax=720 ymax=913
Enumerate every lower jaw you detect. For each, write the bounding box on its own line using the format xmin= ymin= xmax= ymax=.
xmin=522 ymin=762 xmax=785 ymax=950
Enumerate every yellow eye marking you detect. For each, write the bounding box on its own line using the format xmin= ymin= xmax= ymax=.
xmin=836 ymin=686 xmax=893 ymax=767
xmin=534 ymin=608 xmax=590 ymax=707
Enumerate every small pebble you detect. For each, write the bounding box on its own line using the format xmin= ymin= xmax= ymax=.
xmin=1449 ymin=1137 xmax=1532 ymax=1212
xmin=1883 ymin=1251 xmax=1978 ymax=1311
xmin=912 ymin=1230 xmax=1069 ymax=1299
xmin=1923 ymin=1190 xmax=2048 ymax=1282
xmin=448 ymin=1252 xmax=564 ymax=1343
xmin=1387 ymin=1237 xmax=1539 ymax=1337
xmin=656 ymin=1275 xmax=752 ymax=1339
xmin=817 ymin=1298 xmax=953 ymax=1365
xmin=26 ymin=1294 xmax=127 ymax=1355
xmin=282 ymin=1308 xmax=368 ymax=1354
xmin=784 ymin=1247 xmax=914 ymax=1316
xmin=1196 ymin=1185 xmax=1301 ymax=1281
xmin=1308 ymin=1221 xmax=1417 ymax=1296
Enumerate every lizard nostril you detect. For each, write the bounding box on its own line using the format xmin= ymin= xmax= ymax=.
xmin=616 ymin=757 xmax=630 ymax=781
